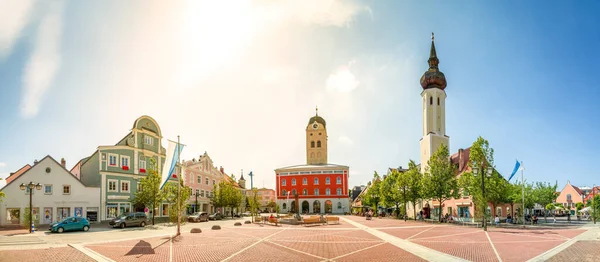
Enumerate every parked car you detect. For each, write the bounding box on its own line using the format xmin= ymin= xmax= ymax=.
xmin=109 ymin=212 xmax=147 ymax=228
xmin=188 ymin=212 xmax=209 ymax=222
xmin=209 ymin=213 xmax=224 ymax=220
xmin=49 ymin=217 xmax=90 ymax=233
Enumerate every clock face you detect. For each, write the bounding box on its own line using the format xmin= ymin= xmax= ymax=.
xmin=312 ymin=123 xmax=318 ymax=129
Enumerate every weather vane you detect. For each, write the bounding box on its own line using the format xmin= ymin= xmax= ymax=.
xmin=431 ymin=32 xmax=434 ymax=41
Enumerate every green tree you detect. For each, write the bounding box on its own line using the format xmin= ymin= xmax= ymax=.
xmin=575 ymin=202 xmax=584 ymax=212
xmin=210 ymin=181 xmax=226 ymax=211
xmin=380 ymin=169 xmax=405 ymax=219
xmin=405 ymin=160 xmax=423 ymax=220
xmin=363 ymin=172 xmax=382 ymax=214
xmin=247 ymin=189 xmax=260 ymax=221
xmin=267 ymin=200 xmax=277 ymax=213
xmin=23 ymin=207 xmax=39 ymax=230
xmin=532 ymin=181 xmax=558 ymax=222
xmin=132 ymin=159 xmax=164 ymax=225
xmin=0 ymin=177 xmax=5 ymax=202
xmin=422 ymin=144 xmax=459 ymax=222
xmin=163 ymin=179 xmax=191 ymax=224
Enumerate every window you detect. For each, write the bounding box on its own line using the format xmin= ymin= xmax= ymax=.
xmin=314 ymin=189 xmax=319 ymax=196
xmin=108 ymin=180 xmax=118 ymax=192
xmin=282 ymin=179 xmax=286 ymax=186
xmin=336 ymin=177 xmax=341 ymax=184
xmin=282 ymin=189 xmax=287 ymax=196
xmin=162 ymin=204 xmax=169 ymax=216
xmin=121 ymin=156 xmax=130 ymax=168
xmin=195 ymin=189 xmax=199 ymax=196
xmin=44 ymin=185 xmax=53 ymax=195
xmin=311 ymin=141 xmax=315 ymax=148
xmin=292 ymin=189 xmax=297 ymax=195
xmin=63 ymin=185 xmax=71 ymax=195
xmin=292 ymin=179 xmax=296 ymax=186
xmin=137 ymin=183 xmax=142 ymax=192
xmin=121 ymin=181 xmax=130 ymax=193
xmin=108 ymin=154 xmax=118 ymax=166
xmin=437 ymin=97 xmax=440 ymax=105
xmin=567 ymin=194 xmax=572 ymax=201
xmin=326 ymin=188 xmax=330 ymax=195
xmin=326 ymin=177 xmax=330 ymax=185
xmin=197 ymin=175 xmax=201 ymax=184
xmin=429 ymin=97 xmax=433 ymax=105
xmin=303 ymin=178 xmax=307 ymax=185
xmin=283 ymin=203 xmax=287 ymax=209
xmin=336 ymin=188 xmax=342 ymax=195
xmin=317 ymin=141 xmax=321 ymax=147
xmin=139 ymin=159 xmax=146 ymax=170
xmin=337 ymin=202 xmax=342 ymax=209
xmin=303 ymin=189 xmax=308 ymax=195
xmin=205 ymin=178 xmax=209 ymax=185
xmin=314 ymin=178 xmax=319 ymax=185
xmin=145 ymin=136 xmax=153 ymax=145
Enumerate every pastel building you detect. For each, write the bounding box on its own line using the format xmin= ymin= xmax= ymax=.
xmin=183 ymin=152 xmax=236 ymax=214
xmin=75 ymin=115 xmax=178 ymax=221
xmin=275 ymin=109 xmax=350 ymax=214
xmin=0 ymin=156 xmax=100 ymax=226
xmin=245 ymin=188 xmax=276 ymax=212
xmin=556 ymin=181 xmax=585 ymax=215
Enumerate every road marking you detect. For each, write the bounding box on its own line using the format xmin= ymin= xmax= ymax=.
xmin=69 ymin=244 xmax=115 ymax=262
xmin=406 ymin=226 xmax=436 ymax=240
xmin=169 ymin=234 xmax=173 ymax=262
xmin=329 ymin=242 xmax=387 ymax=260
xmin=266 ymin=240 xmax=328 ymax=260
xmin=221 ymin=228 xmax=288 ymax=261
xmin=411 ymin=230 xmax=480 ymax=240
xmin=485 ymin=231 xmax=502 ymax=262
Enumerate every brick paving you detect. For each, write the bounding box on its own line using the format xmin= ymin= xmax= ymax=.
xmin=547 ymin=240 xmax=600 ymax=262
xmin=0 ymin=246 xmax=95 ymax=262
xmin=3 ymin=216 xmax=591 ymax=262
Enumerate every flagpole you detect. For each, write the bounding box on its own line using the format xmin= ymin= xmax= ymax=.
xmin=521 ymin=161 xmax=525 ymax=227
xmin=176 ymin=135 xmax=181 ymax=237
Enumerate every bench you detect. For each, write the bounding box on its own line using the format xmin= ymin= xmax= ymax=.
xmin=303 ymin=216 xmax=323 ymax=226
xmin=325 ymin=216 xmax=340 ymax=225
xmin=254 ymin=216 xmax=262 ymax=223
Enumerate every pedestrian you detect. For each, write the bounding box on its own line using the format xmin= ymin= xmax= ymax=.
xmin=494 ymin=215 xmax=500 ymax=226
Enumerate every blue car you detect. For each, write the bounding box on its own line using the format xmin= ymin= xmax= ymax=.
xmin=49 ymin=216 xmax=90 ymax=233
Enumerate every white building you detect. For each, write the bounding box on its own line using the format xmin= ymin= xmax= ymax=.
xmin=0 ymin=156 xmax=101 ymax=226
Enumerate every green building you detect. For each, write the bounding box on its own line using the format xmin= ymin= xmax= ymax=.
xmin=76 ymin=115 xmax=175 ymax=221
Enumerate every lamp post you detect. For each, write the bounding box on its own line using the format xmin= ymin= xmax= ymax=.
xmin=593 ymin=184 xmax=596 ymax=225
xmin=19 ymin=182 xmax=42 ymax=233
xmin=192 ymin=190 xmax=200 ymax=213
xmin=472 ymin=163 xmax=493 ymax=231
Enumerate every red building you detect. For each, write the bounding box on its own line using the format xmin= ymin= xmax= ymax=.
xmin=275 ymin=109 xmax=350 ymax=214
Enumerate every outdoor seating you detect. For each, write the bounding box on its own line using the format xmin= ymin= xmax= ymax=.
xmin=267 ymin=217 xmax=279 ymax=226
xmin=303 ymin=216 xmax=323 ymax=226
xmin=325 ymin=216 xmax=340 ymax=225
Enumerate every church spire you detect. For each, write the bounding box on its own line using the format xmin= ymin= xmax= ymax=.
xmin=428 ymin=32 xmax=439 ymax=69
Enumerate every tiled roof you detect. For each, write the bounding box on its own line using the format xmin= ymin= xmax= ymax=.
xmin=5 ymin=164 xmax=32 ymax=185
xmin=450 ymin=147 xmax=471 ymax=174
xmin=572 ymin=185 xmax=584 ymax=196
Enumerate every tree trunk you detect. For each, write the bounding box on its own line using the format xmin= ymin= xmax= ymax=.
xmin=413 ymin=202 xmax=417 ymax=220
xmin=438 ymin=199 xmax=443 ymax=223
xmin=152 ymin=204 xmax=155 ymax=225
xmin=403 ymin=201 xmax=407 ymax=221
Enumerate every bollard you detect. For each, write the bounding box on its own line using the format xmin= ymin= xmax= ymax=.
xmin=31 ymin=222 xmax=35 ymax=233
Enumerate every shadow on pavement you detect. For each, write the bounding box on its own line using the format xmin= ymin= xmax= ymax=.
xmin=126 ymin=240 xmax=155 ymax=256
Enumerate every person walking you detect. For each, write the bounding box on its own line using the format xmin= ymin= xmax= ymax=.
xmin=494 ymin=215 xmax=500 ymax=226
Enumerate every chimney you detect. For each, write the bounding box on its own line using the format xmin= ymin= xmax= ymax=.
xmin=458 ymin=148 xmax=464 ymax=171
xmin=34 ymin=159 xmax=39 ymax=165
xmin=61 ymin=158 xmax=66 ymax=168
xmin=220 ymin=166 xmax=224 ymax=174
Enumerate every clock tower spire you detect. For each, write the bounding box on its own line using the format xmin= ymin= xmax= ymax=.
xmin=306 ymin=108 xmax=328 ymax=165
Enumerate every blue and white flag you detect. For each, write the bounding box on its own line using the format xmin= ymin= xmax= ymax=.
xmin=508 ymin=160 xmax=521 ymax=181
xmin=160 ymin=140 xmax=185 ymax=190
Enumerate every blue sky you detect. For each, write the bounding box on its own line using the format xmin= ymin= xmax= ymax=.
xmin=1 ymin=0 xmax=599 ymax=190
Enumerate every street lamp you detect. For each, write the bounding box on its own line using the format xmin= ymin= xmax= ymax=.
xmin=472 ymin=163 xmax=493 ymax=231
xmin=19 ymin=182 xmax=42 ymax=233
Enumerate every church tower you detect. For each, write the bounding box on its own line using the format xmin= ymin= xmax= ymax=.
xmin=306 ymin=107 xmax=328 ymax=165
xmin=419 ymin=33 xmax=449 ymax=173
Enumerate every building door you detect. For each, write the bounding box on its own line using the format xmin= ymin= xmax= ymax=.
xmin=313 ymin=200 xmax=321 ymax=214
xmin=302 ymin=201 xmax=309 ymax=214
xmin=325 ymin=200 xmax=332 ymax=213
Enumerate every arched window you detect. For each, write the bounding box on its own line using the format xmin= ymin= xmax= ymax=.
xmin=437 ymin=97 xmax=440 ymax=105
xmin=303 ymin=189 xmax=308 ymax=195
xmin=336 ymin=177 xmax=341 ymax=184
xmin=314 ymin=178 xmax=319 ymax=185
xmin=430 ymin=96 xmax=433 ymax=105
xmin=326 ymin=177 xmax=330 ymax=185
xmin=326 ymin=188 xmax=331 ymax=195
xmin=292 ymin=178 xmax=296 ymax=186
xmin=282 ymin=179 xmax=286 ymax=186
xmin=303 ymin=178 xmax=307 ymax=185
xmin=314 ymin=188 xmax=319 ymax=195
xmin=317 ymin=141 xmax=321 ymax=147
xmin=205 ymin=177 xmax=209 ymax=185
xmin=337 ymin=188 xmax=342 ymax=195
xmin=292 ymin=189 xmax=297 ymax=195
xmin=337 ymin=202 xmax=342 ymax=209
xmin=282 ymin=189 xmax=287 ymax=196
xmin=311 ymin=141 xmax=315 ymax=148
xmin=283 ymin=203 xmax=287 ymax=209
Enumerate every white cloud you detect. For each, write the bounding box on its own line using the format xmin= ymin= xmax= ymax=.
xmin=0 ymin=0 xmax=35 ymax=58
xmin=20 ymin=1 xmax=64 ymax=118
xmin=338 ymin=136 xmax=354 ymax=146
xmin=255 ymin=0 xmax=370 ymax=28
xmin=326 ymin=61 xmax=360 ymax=93
xmin=0 ymin=162 xmax=6 ymax=168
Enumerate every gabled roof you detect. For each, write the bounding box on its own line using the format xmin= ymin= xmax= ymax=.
xmin=572 ymin=185 xmax=584 ymax=195
xmin=450 ymin=147 xmax=471 ymax=174
xmin=1 ymin=155 xmax=94 ymax=190
xmin=5 ymin=164 xmax=32 ymax=184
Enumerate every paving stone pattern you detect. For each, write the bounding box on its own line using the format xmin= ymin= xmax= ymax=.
xmin=0 ymin=246 xmax=95 ymax=262
xmin=547 ymin=240 xmax=600 ymax=262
